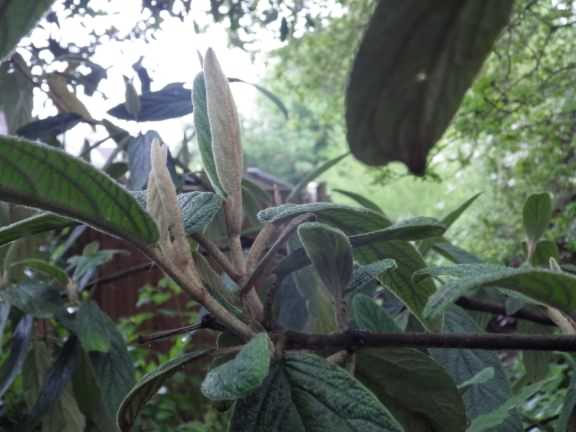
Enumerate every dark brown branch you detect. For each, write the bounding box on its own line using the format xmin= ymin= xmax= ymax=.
xmin=282 ymin=330 xmax=576 ymax=352
xmin=456 ymin=296 xmax=554 ymax=327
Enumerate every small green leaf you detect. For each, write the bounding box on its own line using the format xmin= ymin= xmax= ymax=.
xmin=57 ymin=303 xmax=115 ymax=353
xmin=356 ymin=348 xmax=467 ymax=432
xmin=178 ymin=191 xmax=223 ymax=234
xmin=117 ymin=350 xmax=213 ymax=432
xmin=423 ymin=265 xmax=576 ymax=319
xmin=523 ymin=192 xmax=553 ymax=244
xmin=0 ymin=0 xmax=56 ymax=61
xmin=530 ymin=239 xmax=559 ymax=267
xmin=286 ymin=153 xmax=349 ymax=202
xmin=352 ymin=294 xmax=401 ymax=333
xmin=0 ymin=136 xmax=158 ymax=245
xmin=298 ymin=222 xmax=353 ymax=301
xmin=0 ymin=212 xmax=74 ymax=248
xmin=201 ymin=333 xmax=272 ymax=401
xmin=230 ymin=352 xmax=403 ymax=432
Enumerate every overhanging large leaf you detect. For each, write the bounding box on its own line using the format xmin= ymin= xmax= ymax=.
xmin=201 ymin=333 xmax=272 ymax=401
xmin=117 ymin=350 xmax=213 ymax=432
xmin=230 ymin=352 xmax=403 ymax=432
xmin=422 ymin=265 xmax=576 ymax=319
xmin=0 ymin=136 xmax=158 ymax=245
xmin=0 ymin=0 xmax=56 ymax=61
xmin=346 ymin=0 xmax=514 ymax=174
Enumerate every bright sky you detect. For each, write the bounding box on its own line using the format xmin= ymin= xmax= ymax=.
xmin=21 ymin=0 xmax=281 ymax=164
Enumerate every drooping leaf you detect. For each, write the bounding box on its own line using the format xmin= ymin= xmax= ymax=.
xmin=523 ymin=192 xmax=553 ymax=244
xmin=230 ymin=352 xmax=403 ymax=432
xmin=0 ymin=303 xmax=10 ymax=354
xmin=108 ymin=82 xmax=192 ymax=121
xmin=422 ymin=264 xmax=576 ymax=319
xmin=10 ymin=258 xmax=68 ymax=285
xmin=351 ymin=217 xmax=445 ymax=248
xmin=346 ymin=0 xmax=514 ymax=174
xmin=201 ymin=333 xmax=272 ymax=401
xmin=298 ymin=222 xmax=353 ymax=303
xmin=192 ymin=72 xmax=225 ymax=197
xmin=356 ymin=348 xmax=467 ymax=432
xmin=352 ymin=294 xmax=401 ymax=333
xmin=332 ymin=188 xmax=383 ymax=213
xmin=0 ymin=279 xmax=64 ymax=318
xmin=72 ymin=350 xmax=118 ymax=432
xmin=0 ymin=212 xmax=73 ymax=248
xmin=0 ymin=136 xmax=158 ymax=245
xmin=57 ymin=303 xmax=115 ymax=353
xmin=23 ymin=340 xmax=86 ymax=432
xmin=15 ymin=113 xmax=83 ymax=141
xmin=286 ymin=153 xmax=349 ymax=202
xmin=430 ymin=307 xmax=522 ymax=431
xmin=77 ymin=309 xmax=135 ymax=421
xmin=117 ymin=350 xmax=213 ymax=432
xmin=0 ymin=314 xmax=33 ymax=399
xmin=0 ymin=0 xmax=56 ymax=61
xmin=21 ymin=337 xmax=80 ymax=431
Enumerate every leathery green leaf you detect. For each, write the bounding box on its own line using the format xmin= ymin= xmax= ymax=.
xmin=523 ymin=192 xmax=553 ymax=244
xmin=201 ymin=333 xmax=272 ymax=401
xmin=230 ymin=351 xmax=403 ymax=432
xmin=0 ymin=136 xmax=158 ymax=245
xmin=356 ymin=349 xmax=467 ymax=432
xmin=0 ymin=212 xmax=74 ymax=248
xmin=117 ymin=350 xmax=213 ymax=432
xmin=298 ymin=222 xmax=353 ymax=302
xmin=423 ymin=265 xmax=576 ymax=319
